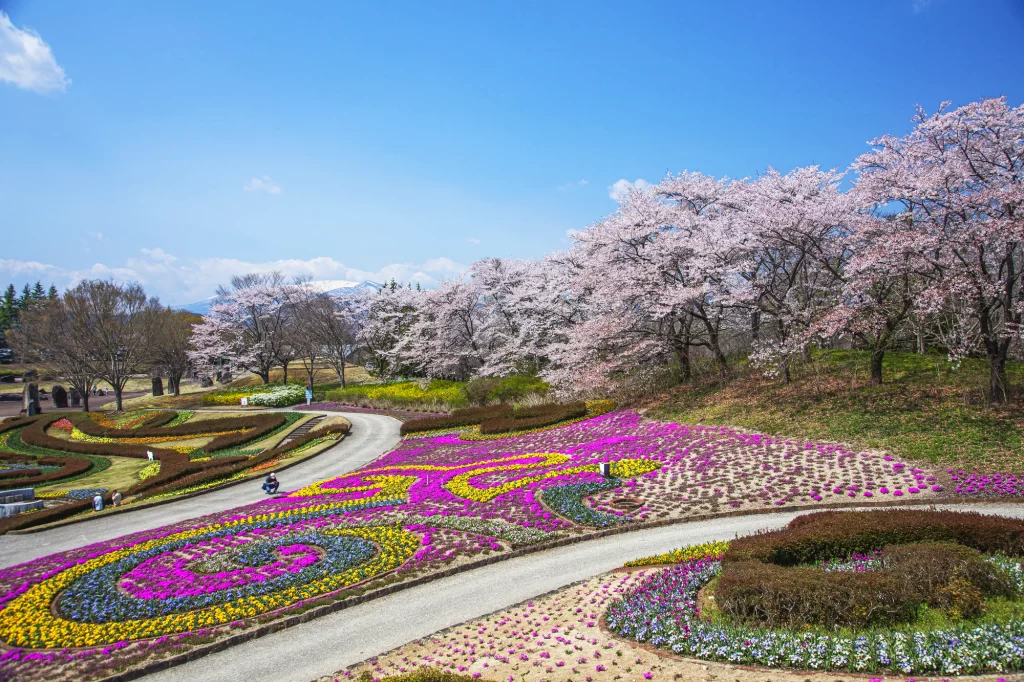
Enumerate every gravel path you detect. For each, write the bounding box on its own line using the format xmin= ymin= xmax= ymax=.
xmin=0 ymin=410 xmax=402 ymax=569
xmin=138 ymin=501 xmax=1024 ymax=682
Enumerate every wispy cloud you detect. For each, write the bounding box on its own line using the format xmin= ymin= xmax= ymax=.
xmin=0 ymin=251 xmax=468 ymax=304
xmin=608 ymin=178 xmax=651 ymax=201
xmin=912 ymin=0 xmax=932 ymax=13
xmin=467 ymin=237 xmax=481 ymax=245
xmin=557 ymin=179 xmax=589 ymax=192
xmin=87 ymin=231 xmax=104 ymax=241
xmin=0 ymin=11 xmax=70 ymax=94
xmin=243 ymin=176 xmax=282 ymax=195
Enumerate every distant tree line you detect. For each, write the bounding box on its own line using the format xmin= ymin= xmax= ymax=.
xmin=0 ymin=282 xmax=58 ymax=348
xmin=8 ymin=280 xmax=200 ymax=411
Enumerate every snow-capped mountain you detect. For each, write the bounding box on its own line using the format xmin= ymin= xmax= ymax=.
xmin=174 ymin=280 xmax=382 ymax=315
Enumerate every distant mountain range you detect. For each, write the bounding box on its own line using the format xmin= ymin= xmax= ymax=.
xmin=174 ymin=280 xmax=383 ymax=315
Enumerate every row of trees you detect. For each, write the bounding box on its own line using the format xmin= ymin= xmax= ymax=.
xmin=0 ymin=282 xmax=58 ymax=347
xmin=188 ymin=273 xmax=357 ymax=389
xmin=322 ymin=97 xmax=1023 ymax=403
xmin=11 ymin=281 xmax=199 ymax=411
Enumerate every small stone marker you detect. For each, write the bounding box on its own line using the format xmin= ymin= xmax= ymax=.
xmin=599 ymin=462 xmax=612 ymax=478
xmin=151 ymin=377 xmax=164 ymax=396
xmin=24 ymin=383 xmax=40 ymax=416
xmin=52 ymin=385 xmax=69 ymax=408
xmin=70 ymin=390 xmax=82 ymax=407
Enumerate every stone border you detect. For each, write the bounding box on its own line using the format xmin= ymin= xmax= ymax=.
xmin=84 ymin=496 xmax=1024 ymax=682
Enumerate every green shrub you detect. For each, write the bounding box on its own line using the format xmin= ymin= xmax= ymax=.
xmin=478 ymin=401 xmax=587 ymax=434
xmin=715 ymin=511 xmax=1024 ymax=629
xmin=726 ymin=509 xmax=1024 ymax=565
xmin=400 ymin=404 xmax=512 ymax=436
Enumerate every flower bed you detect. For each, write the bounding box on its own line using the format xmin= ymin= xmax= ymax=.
xmin=0 ymin=409 xmax=1004 ymax=682
xmin=299 ymin=403 xmax=448 ymax=420
xmin=607 ymin=514 xmax=1024 ymax=676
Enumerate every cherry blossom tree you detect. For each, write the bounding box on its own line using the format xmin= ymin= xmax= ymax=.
xmin=188 ymin=272 xmax=295 ymax=384
xmin=853 ymin=97 xmax=1024 ymax=401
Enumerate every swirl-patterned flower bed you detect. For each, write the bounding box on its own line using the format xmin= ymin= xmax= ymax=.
xmin=0 ymin=410 xmax=343 ymax=533
xmin=0 ymin=409 xmax=980 ymax=681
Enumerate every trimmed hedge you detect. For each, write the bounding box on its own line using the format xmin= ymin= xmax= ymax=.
xmin=20 ymin=415 xmax=163 ymax=459
xmin=715 ymin=510 xmax=1024 ymax=629
xmin=132 ymin=421 xmax=350 ymax=500
xmin=478 ymin=401 xmax=588 ymax=435
xmin=0 ymin=452 xmax=92 ymax=490
xmin=400 ymin=404 xmax=512 ymax=436
xmin=725 ymin=509 xmax=1024 ymax=564
xmin=69 ymin=412 xmax=284 ymax=440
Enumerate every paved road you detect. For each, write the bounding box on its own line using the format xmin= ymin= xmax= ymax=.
xmin=141 ymin=501 xmax=1024 ymax=682
xmin=0 ymin=410 xmax=402 ymax=569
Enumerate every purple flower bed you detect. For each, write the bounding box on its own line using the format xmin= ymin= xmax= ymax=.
xmin=949 ymin=469 xmax=1024 ymax=497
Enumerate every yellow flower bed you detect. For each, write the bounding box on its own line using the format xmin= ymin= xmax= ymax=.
xmin=623 ymin=540 xmax=731 ymax=567
xmin=69 ymin=427 xmax=239 ymax=444
xmin=137 ymin=461 xmax=161 ymax=481
xmin=0 ymin=524 xmax=419 ymax=649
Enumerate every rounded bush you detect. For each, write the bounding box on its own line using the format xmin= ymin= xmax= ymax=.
xmin=716 ymin=510 xmax=1024 ymax=629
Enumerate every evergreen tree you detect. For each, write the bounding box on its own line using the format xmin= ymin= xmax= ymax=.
xmin=32 ymin=281 xmax=45 ymax=300
xmin=19 ymin=284 xmax=31 ymax=309
xmin=47 ymin=284 xmax=58 ymax=300
xmin=1 ymin=285 xmax=16 ymax=328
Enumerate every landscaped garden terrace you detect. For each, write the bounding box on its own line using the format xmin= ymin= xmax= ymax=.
xmin=2 ymin=403 xmax=1021 ymax=682
xmin=340 ymin=510 xmax=1024 ymax=682
xmin=0 ymin=409 xmax=349 ymax=532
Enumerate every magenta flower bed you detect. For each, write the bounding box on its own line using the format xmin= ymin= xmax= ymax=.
xmin=0 ymin=410 xmax=957 ymax=682
xmin=949 ymin=469 xmax=1024 ymax=497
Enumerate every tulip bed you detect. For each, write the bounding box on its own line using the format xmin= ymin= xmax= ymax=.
xmin=0 ymin=409 xmax=1013 ymax=681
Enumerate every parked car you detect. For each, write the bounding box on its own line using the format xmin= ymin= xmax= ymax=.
xmin=0 ymin=349 xmax=13 ymax=364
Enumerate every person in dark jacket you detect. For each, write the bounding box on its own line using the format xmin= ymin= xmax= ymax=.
xmin=262 ymin=473 xmax=280 ymax=494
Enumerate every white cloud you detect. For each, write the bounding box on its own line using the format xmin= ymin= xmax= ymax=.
xmin=467 ymin=237 xmax=480 ymax=245
xmin=0 ymin=11 xmax=70 ymax=94
xmin=88 ymin=231 xmax=104 ymax=241
xmin=0 ymin=250 xmax=468 ymax=305
xmin=608 ymin=178 xmax=652 ymax=201
xmin=912 ymin=0 xmax=932 ymax=12
xmin=243 ymin=176 xmax=282 ymax=195
xmin=557 ymin=179 xmax=589 ymax=192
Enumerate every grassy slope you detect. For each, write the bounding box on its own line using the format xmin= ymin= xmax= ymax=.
xmin=648 ymin=349 xmax=1024 ymax=473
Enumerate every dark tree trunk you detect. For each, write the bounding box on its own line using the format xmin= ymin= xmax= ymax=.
xmin=114 ymin=385 xmax=124 ymax=412
xmin=750 ymin=310 xmax=760 ymax=344
xmin=989 ymin=346 xmax=1009 ymax=403
xmin=82 ymin=393 xmax=90 ymax=412
xmin=780 ymin=356 xmax=791 ymax=384
xmin=281 ymin=361 xmax=289 ymax=384
xmin=869 ymin=348 xmax=885 ymax=386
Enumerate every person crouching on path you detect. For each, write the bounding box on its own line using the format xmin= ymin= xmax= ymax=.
xmin=263 ymin=473 xmax=280 ymax=494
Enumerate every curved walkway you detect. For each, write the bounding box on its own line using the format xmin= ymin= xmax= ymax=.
xmin=140 ymin=501 xmax=1024 ymax=682
xmin=0 ymin=411 xmax=402 ymax=570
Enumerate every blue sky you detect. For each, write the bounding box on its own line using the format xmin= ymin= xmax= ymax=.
xmin=1 ymin=0 xmax=1022 ymax=304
